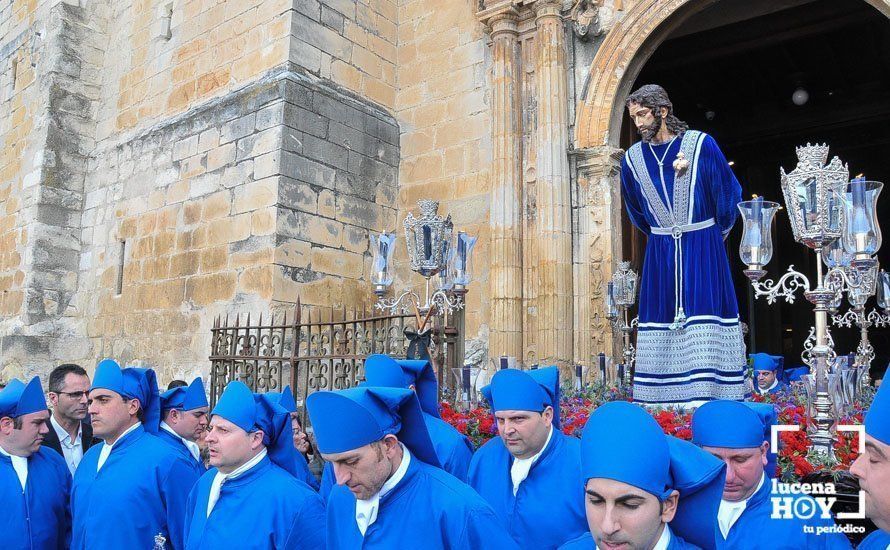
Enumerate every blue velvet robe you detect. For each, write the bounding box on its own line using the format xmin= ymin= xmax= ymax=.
xmin=71 ymin=424 xmax=198 ymax=549
xmin=558 ymin=529 xmax=699 ymax=549
xmin=620 ymin=131 xmax=746 ymax=405
xmin=184 ymin=455 xmax=326 ymax=549
xmin=319 ymin=411 xmax=473 ymax=501
xmin=1 ymin=447 xmax=71 ymax=549
xmin=717 ymin=477 xmax=852 ymax=549
xmin=326 ymin=455 xmax=518 ymax=549
xmin=858 ymin=529 xmax=890 ymax=549
xmin=158 ymin=428 xmax=206 ymax=479
xmin=468 ymin=429 xmax=587 ymax=549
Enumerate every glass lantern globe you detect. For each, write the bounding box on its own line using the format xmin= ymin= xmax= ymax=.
xmin=841 ymin=179 xmax=883 ymax=263
xmin=737 ymin=198 xmax=780 ymax=268
xmin=371 ymin=232 xmax=397 ymax=288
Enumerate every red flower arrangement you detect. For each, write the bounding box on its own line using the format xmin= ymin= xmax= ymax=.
xmin=441 ymin=384 xmax=871 ymax=483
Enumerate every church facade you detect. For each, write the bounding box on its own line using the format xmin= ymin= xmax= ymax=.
xmin=2 ymin=0 xmax=889 ymax=380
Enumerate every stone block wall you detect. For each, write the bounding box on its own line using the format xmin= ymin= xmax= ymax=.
xmin=395 ymin=0 xmax=492 ymax=363
xmin=75 ymin=68 xmax=398 ymax=378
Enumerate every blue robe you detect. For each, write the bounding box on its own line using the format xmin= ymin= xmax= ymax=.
xmin=468 ymin=429 xmax=587 ymax=549
xmin=158 ymin=428 xmax=206 ymax=479
xmin=558 ymin=530 xmax=699 ymax=549
xmin=326 ymin=455 xmax=518 ymax=549
xmin=319 ymin=411 xmax=474 ymax=501
xmin=71 ymin=424 xmax=198 ymax=549
xmin=184 ymin=455 xmax=325 ymax=549
xmin=621 ymin=131 xmax=746 ymax=405
xmin=293 ymin=450 xmax=321 ymax=491
xmin=717 ymin=476 xmax=851 ymax=549
xmin=858 ymin=529 xmax=890 ymax=549
xmin=1 ymin=447 xmax=71 ymax=549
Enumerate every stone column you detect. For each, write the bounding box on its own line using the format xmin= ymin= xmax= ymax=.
xmin=575 ymin=146 xmax=624 ymax=370
xmin=534 ymin=1 xmax=573 ymax=367
xmin=486 ymin=10 xmax=524 ymax=361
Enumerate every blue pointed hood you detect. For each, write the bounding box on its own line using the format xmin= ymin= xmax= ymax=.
xmin=481 ymin=366 xmax=561 ymax=428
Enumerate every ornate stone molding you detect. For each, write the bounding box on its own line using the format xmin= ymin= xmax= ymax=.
xmin=573 ymin=146 xmax=624 ymax=362
xmin=574 ymin=0 xmax=714 ymax=148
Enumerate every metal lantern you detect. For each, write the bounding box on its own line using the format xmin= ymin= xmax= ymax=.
xmin=780 ymin=144 xmax=848 ymax=250
xmin=404 ymin=199 xmax=454 ymax=278
xmin=738 ymin=198 xmax=780 ymax=272
xmin=612 ymin=261 xmax=639 ymax=308
xmin=842 ymin=179 xmax=883 ymax=266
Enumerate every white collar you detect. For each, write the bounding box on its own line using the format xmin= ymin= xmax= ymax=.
xmin=717 ymin=473 xmax=765 ymax=538
xmin=0 ymin=443 xmax=29 ymax=490
xmin=355 ymin=444 xmax=411 ymax=536
xmin=758 ymin=379 xmax=778 ymax=394
xmin=510 ymin=425 xmax=553 ymax=495
xmin=160 ymin=421 xmax=202 ymax=462
xmin=653 ymin=524 xmax=672 ymax=550
xmin=50 ymin=414 xmax=81 ymax=445
xmin=97 ymin=422 xmax=141 ymax=472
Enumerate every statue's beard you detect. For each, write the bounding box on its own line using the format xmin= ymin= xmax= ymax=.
xmin=638 ymin=113 xmax=663 ymax=143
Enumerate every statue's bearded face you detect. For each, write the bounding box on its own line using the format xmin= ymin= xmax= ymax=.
xmin=628 ymin=102 xmax=664 ymax=143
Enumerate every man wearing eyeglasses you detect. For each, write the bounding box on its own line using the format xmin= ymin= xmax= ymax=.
xmin=44 ymin=364 xmax=99 ymax=475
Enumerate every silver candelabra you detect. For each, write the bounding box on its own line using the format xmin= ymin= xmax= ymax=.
xmin=738 ymin=144 xmax=883 ymax=457
xmin=605 ymin=261 xmax=639 ymax=384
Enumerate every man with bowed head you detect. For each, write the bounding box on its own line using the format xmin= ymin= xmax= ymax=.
xmin=468 ymin=366 xmax=587 ymax=549
xmin=70 ymin=359 xmax=196 ymax=549
xmin=183 ymin=381 xmax=325 ymax=549
xmin=0 ymin=377 xmax=71 ymax=549
xmin=851 ymin=382 xmax=890 ymax=548
xmin=318 ymin=353 xmax=473 ymax=500
xmin=560 ymin=401 xmax=726 ymax=550
xmin=691 ymin=400 xmax=850 ymax=549
xmin=307 ymin=385 xmax=519 ymax=549
xmin=159 ymin=376 xmax=210 ymax=477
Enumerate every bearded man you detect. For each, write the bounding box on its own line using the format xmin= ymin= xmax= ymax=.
xmin=620 ymin=84 xmax=746 ymax=406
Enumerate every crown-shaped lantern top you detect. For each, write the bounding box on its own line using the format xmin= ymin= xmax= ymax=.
xmin=780 ymin=143 xmax=849 ymax=250
xmin=403 ymin=199 xmax=454 ymax=278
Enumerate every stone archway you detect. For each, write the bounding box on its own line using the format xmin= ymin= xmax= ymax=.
xmin=571 ymin=0 xmax=890 ymax=366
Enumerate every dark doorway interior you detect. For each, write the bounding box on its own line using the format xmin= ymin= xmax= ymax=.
xmin=621 ymin=0 xmax=890 ymax=375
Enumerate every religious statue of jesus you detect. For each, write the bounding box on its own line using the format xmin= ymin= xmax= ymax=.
xmin=619 ymin=84 xmax=746 ymax=406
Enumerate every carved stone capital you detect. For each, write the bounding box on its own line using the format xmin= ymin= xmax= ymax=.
xmin=573 ymin=145 xmax=624 ymax=180
xmin=476 ymin=1 xmax=521 ymax=31
xmin=534 ymin=0 xmax=563 ymax=20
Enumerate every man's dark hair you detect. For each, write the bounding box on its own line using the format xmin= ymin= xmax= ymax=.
xmin=626 ymin=84 xmax=689 ymax=136
xmin=120 ymin=395 xmax=145 ymax=423
xmin=48 ymin=364 xmax=88 ymax=393
xmin=13 ymin=416 xmax=23 ymax=430
xmin=167 ymin=380 xmax=187 ymax=390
